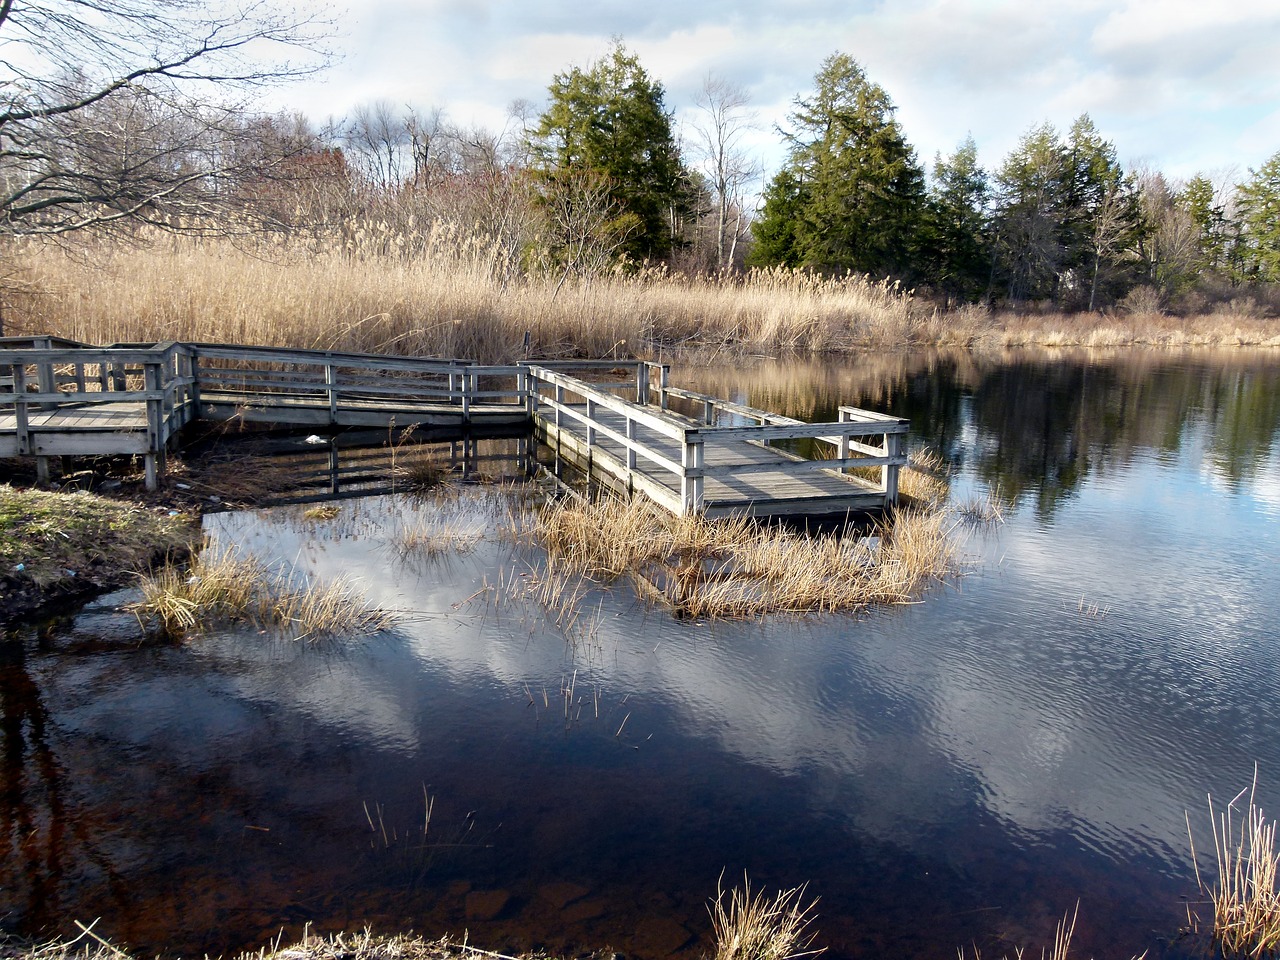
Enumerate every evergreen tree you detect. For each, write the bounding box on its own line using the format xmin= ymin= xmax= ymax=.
xmin=1063 ymin=115 xmax=1136 ymax=309
xmin=922 ymin=136 xmax=991 ymax=303
xmin=1180 ymin=174 xmax=1231 ymax=274
xmin=530 ymin=41 xmax=692 ymax=265
xmin=749 ymin=53 xmax=926 ymax=277
xmin=991 ymin=122 xmax=1070 ymax=302
xmin=1235 ymin=151 xmax=1280 ymax=282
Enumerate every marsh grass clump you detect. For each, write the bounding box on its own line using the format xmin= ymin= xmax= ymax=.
xmin=132 ymin=544 xmax=392 ymax=640
xmin=954 ymin=484 xmax=1009 ymax=525
xmin=708 ymin=873 xmax=825 ymax=960
xmin=1188 ymin=772 xmax=1280 ymax=959
xmin=530 ymin=496 xmax=960 ymax=619
xmin=0 ymin=926 xmax=588 ymax=960
xmin=956 ymin=904 xmax=1147 ymax=960
xmin=899 ymin=446 xmax=952 ymax=507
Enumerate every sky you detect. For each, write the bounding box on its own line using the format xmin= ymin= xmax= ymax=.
xmin=268 ymin=0 xmax=1280 ymax=187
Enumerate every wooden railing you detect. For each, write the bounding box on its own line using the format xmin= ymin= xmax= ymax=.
xmin=525 ymin=365 xmax=909 ymax=515
xmin=189 ymin=344 xmax=531 ymax=422
xmin=0 ymin=341 xmax=198 ymax=486
xmin=2 ymin=341 xmax=909 ymax=512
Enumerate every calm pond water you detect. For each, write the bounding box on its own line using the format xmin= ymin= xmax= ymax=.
xmin=4 ymin=348 xmax=1280 ymax=960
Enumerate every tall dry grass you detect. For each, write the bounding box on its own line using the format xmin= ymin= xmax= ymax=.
xmin=530 ymin=496 xmax=959 ymax=618
xmin=131 ymin=543 xmax=392 ymax=640
xmin=3 ymin=230 xmax=923 ymax=361
xmin=10 ymin=230 xmax=1272 ymax=361
xmin=1188 ymin=772 xmax=1280 ymax=959
xmin=708 ymin=872 xmax=825 ymax=960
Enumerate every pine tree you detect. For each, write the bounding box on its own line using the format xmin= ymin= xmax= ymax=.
xmin=749 ymin=53 xmax=926 ymax=278
xmin=530 ymin=41 xmax=692 ymax=266
xmin=1235 ymin=151 xmax=1280 ymax=282
xmin=922 ymin=136 xmax=990 ymax=304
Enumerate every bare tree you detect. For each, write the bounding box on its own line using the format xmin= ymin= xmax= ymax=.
xmin=0 ymin=0 xmax=329 ymax=236
xmin=689 ymin=74 xmax=758 ymax=271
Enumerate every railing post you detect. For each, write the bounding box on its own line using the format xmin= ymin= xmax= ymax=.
xmin=586 ymin=397 xmax=596 ymax=448
xmin=190 ymin=351 xmax=202 ymax=420
xmin=554 ymin=383 xmax=563 ymax=431
xmin=36 ymin=353 xmax=55 ymax=410
xmin=884 ymin=430 xmax=902 ymax=504
xmin=659 ymin=364 xmax=669 ymax=409
xmin=839 ymin=408 xmax=852 ymax=476
xmin=703 ymin=398 xmax=715 ymax=425
xmin=144 ymin=360 xmax=164 ymax=491
xmin=681 ymin=430 xmax=704 ymax=515
xmin=325 ymin=358 xmax=338 ymax=425
xmin=13 ymin=363 xmax=30 ymax=455
xmin=462 ymin=367 xmax=473 ymax=421
xmin=626 ymin=416 xmax=637 ymax=473
xmin=636 ymin=363 xmax=649 ymax=405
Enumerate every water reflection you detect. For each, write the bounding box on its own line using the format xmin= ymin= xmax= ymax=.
xmin=2 ymin=350 xmax=1280 ymax=960
xmin=676 ymin=347 xmax=1280 ymax=519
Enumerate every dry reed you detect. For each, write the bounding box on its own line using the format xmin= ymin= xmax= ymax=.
xmin=708 ymin=872 xmax=825 ymax=960
xmin=0 ymin=926 xmax=588 ymax=960
xmin=10 ymin=232 xmax=1272 ymax=362
xmin=899 ymin=446 xmax=952 ymax=507
xmin=1188 ymin=771 xmax=1280 ymax=959
xmin=531 ymin=496 xmax=959 ymax=619
xmin=131 ymin=543 xmax=392 ymax=640
xmin=955 ymin=905 xmax=1145 ymax=960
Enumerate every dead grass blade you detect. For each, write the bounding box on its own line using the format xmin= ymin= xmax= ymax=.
xmin=708 ymin=871 xmax=825 ymax=960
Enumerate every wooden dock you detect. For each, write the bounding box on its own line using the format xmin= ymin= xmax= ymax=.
xmin=528 ymin=362 xmax=907 ymax=518
xmin=1 ymin=338 xmax=908 ymax=516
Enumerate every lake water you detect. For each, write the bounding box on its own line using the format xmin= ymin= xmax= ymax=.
xmin=3 ymin=348 xmax=1280 ymax=959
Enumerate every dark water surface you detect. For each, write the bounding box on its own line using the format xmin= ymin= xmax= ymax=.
xmin=4 ymin=348 xmax=1280 ymax=959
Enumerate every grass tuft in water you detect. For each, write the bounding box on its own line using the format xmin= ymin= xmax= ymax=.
xmin=131 ymin=544 xmax=392 ymax=641
xmin=899 ymin=445 xmax=952 ymax=507
xmin=956 ymin=904 xmax=1146 ymax=960
xmin=530 ymin=496 xmax=960 ymax=619
xmin=708 ymin=872 xmax=825 ymax=960
xmin=0 ymin=926 xmax=595 ymax=960
xmin=1188 ymin=770 xmax=1280 ymax=959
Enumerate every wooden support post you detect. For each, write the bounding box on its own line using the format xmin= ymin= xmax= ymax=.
xmin=884 ymin=431 xmax=902 ymax=504
xmin=461 ymin=368 xmax=472 ymax=421
xmin=329 ymin=444 xmax=340 ymax=495
xmin=189 ymin=352 xmax=202 ymax=421
xmin=636 ymin=364 xmax=649 ymax=405
xmin=13 ymin=363 xmax=30 ymax=454
xmin=36 ymin=456 xmax=51 ymax=487
xmin=626 ymin=417 xmax=637 ymax=473
xmin=681 ymin=432 xmax=704 ymax=515
xmin=325 ymin=360 xmax=338 ymax=425
xmin=554 ymin=384 xmax=564 ymax=431
xmin=838 ymin=408 xmax=852 ymax=476
xmin=144 ymin=361 xmax=166 ymax=488
xmin=586 ymin=397 xmax=596 ymax=448
xmin=703 ymin=398 xmax=715 ymax=425
xmin=144 ymin=454 xmax=157 ymax=491
xmin=36 ymin=356 xmax=55 ymax=410
xmin=658 ymin=364 xmax=669 ymax=409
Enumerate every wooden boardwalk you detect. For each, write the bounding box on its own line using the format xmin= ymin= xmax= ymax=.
xmin=1 ymin=339 xmax=909 ymax=516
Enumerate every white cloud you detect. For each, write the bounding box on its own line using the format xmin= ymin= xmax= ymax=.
xmin=266 ymin=0 xmax=1280 ymax=182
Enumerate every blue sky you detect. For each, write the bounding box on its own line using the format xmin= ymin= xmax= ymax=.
xmin=272 ymin=0 xmax=1280 ymax=186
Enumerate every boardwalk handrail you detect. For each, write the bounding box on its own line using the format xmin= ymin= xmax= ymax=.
xmin=0 ymin=341 xmax=198 ymax=487
xmin=526 ymin=365 xmax=909 ymax=514
xmin=3 ymin=339 xmax=910 ymax=513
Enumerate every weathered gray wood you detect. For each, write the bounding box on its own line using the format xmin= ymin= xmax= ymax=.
xmin=1 ymin=340 xmax=905 ymax=516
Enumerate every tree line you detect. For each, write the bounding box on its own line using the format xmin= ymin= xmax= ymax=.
xmin=3 ymin=3 xmax=1276 ymax=313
